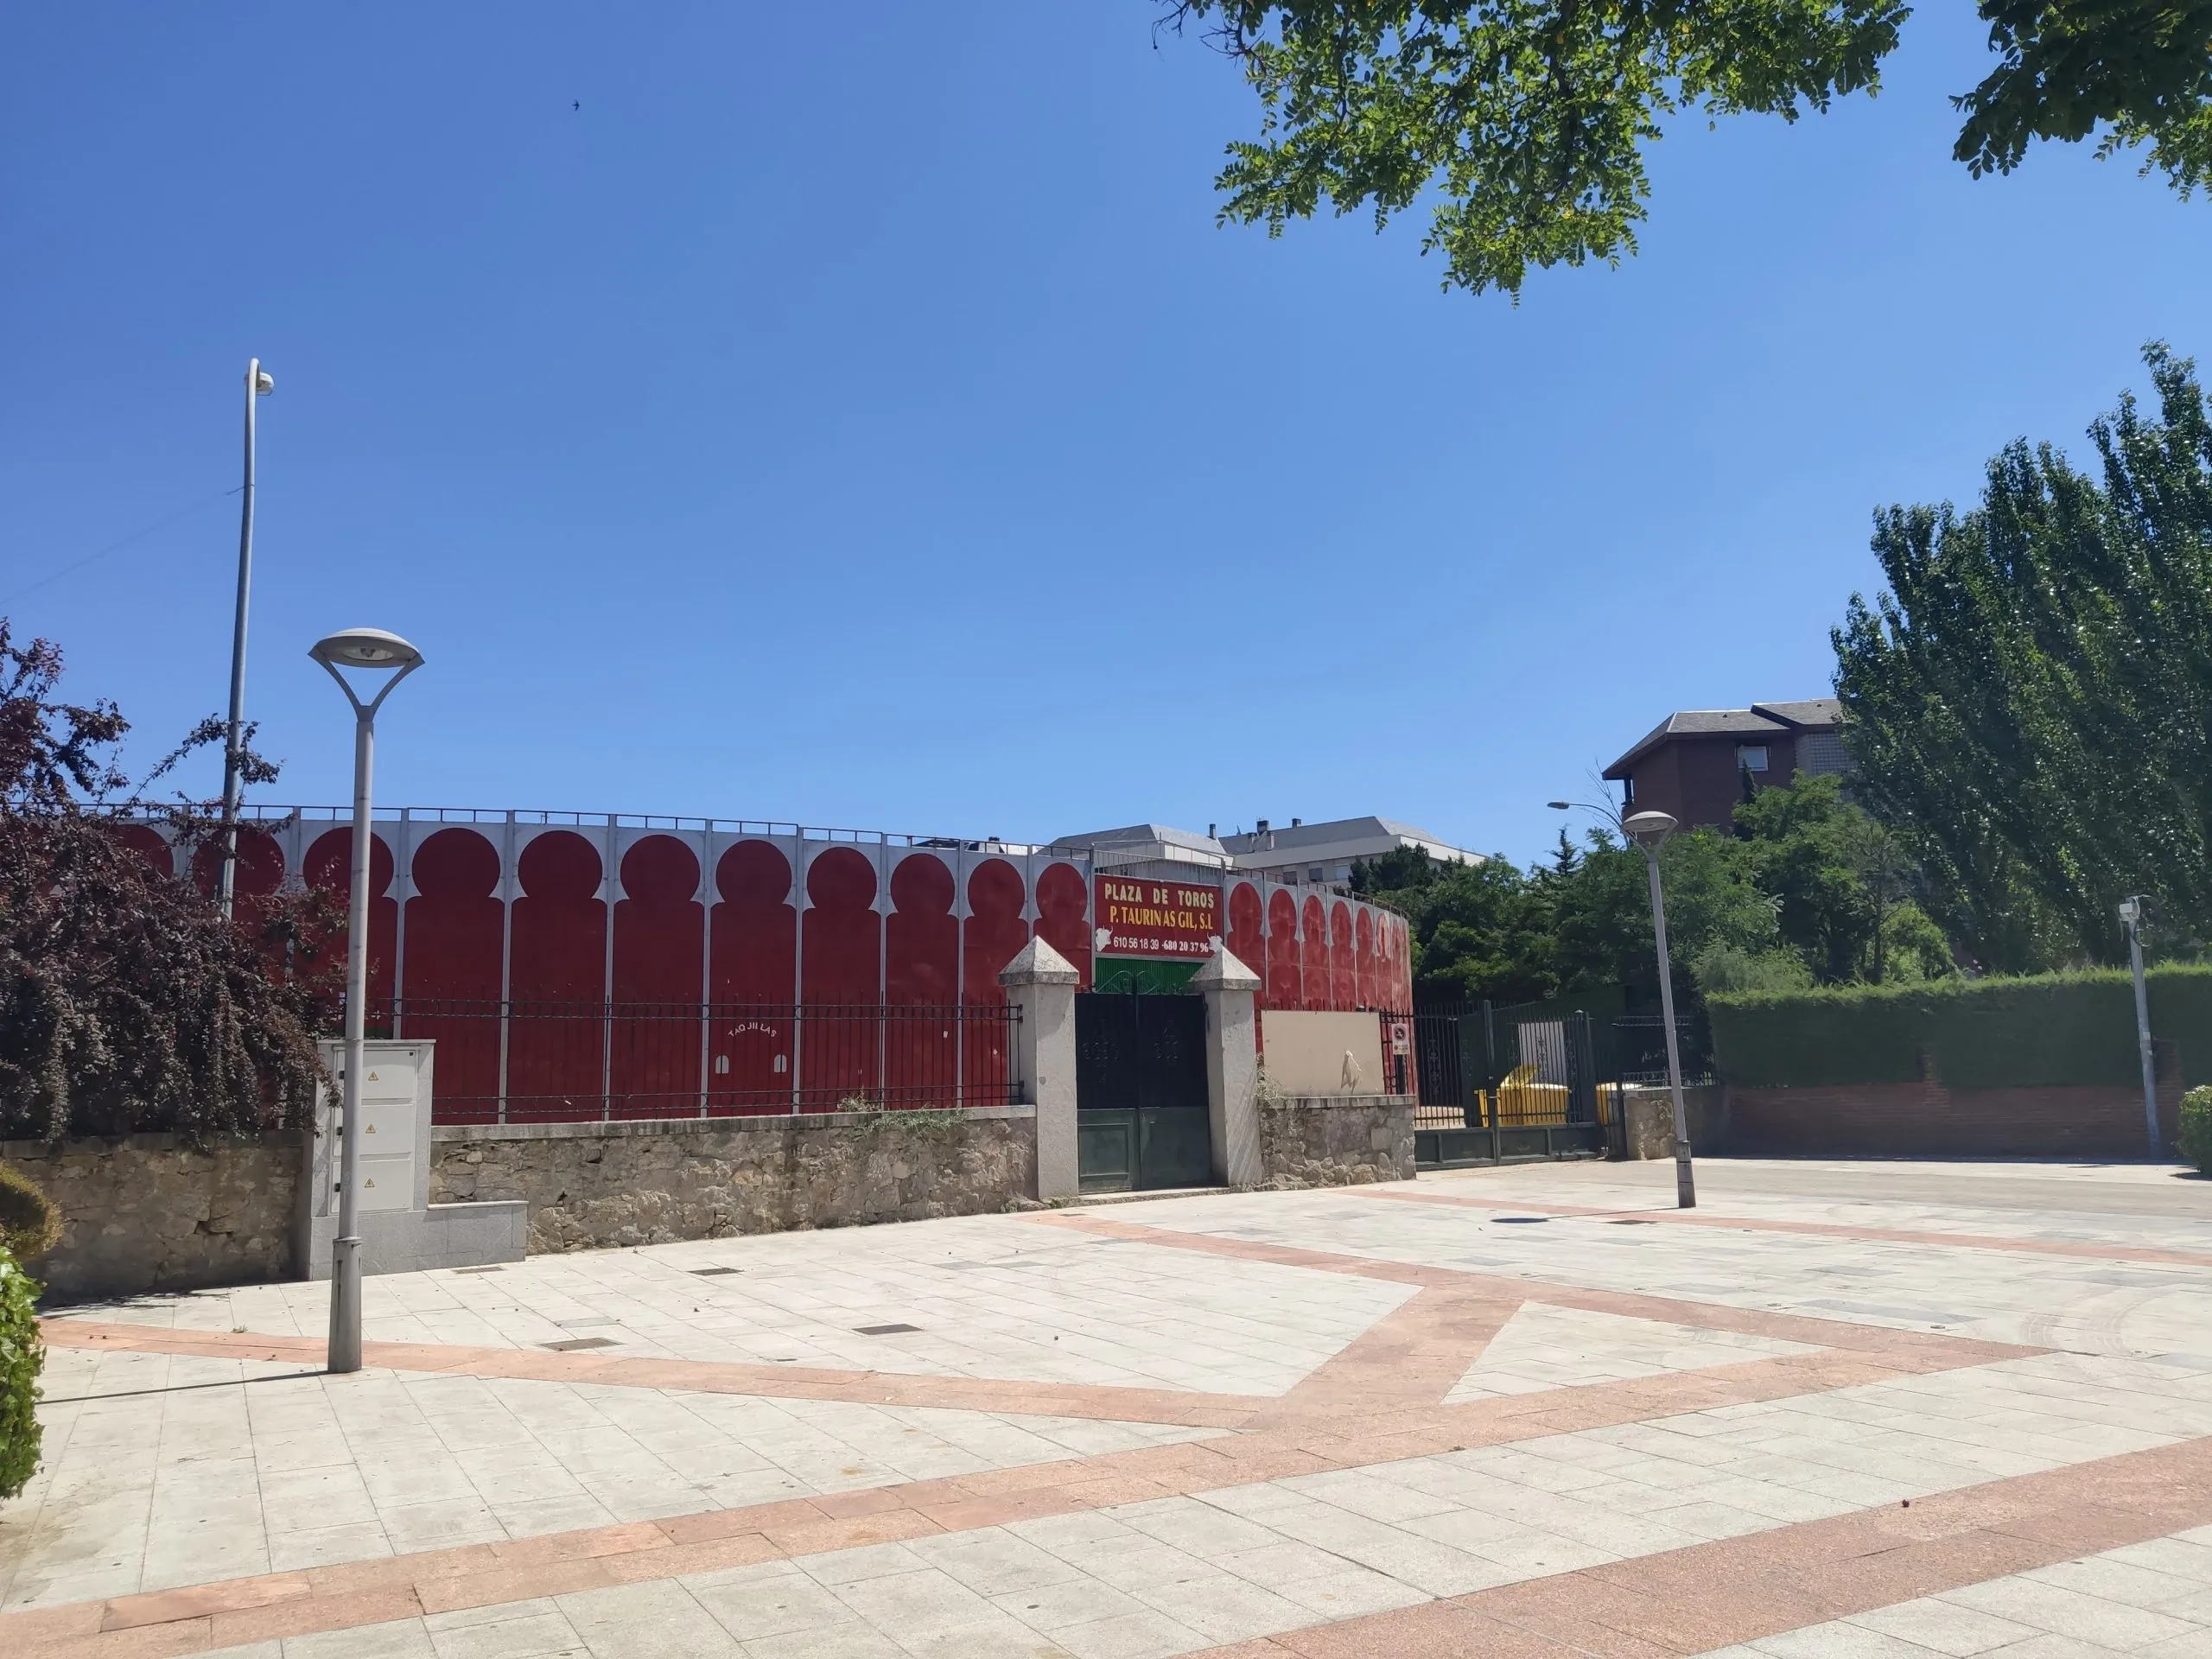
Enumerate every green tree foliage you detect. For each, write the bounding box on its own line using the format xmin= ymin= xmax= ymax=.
xmin=1360 ymin=779 xmax=1950 ymax=1007
xmin=1358 ymin=823 xmax=1796 ymax=1005
xmin=1164 ymin=1 xmax=2212 ymax=296
xmin=2181 ymin=1084 xmax=2212 ymax=1173
xmin=1956 ymin=0 xmax=2212 ymax=194
xmin=0 ymin=623 xmax=337 ymax=1141
xmin=1352 ymin=849 xmax=1559 ymax=1003
xmin=1729 ymin=772 xmax=1954 ymax=984
xmin=1552 ymin=827 xmax=1788 ymax=1000
xmin=1834 ymin=346 xmax=2212 ymax=973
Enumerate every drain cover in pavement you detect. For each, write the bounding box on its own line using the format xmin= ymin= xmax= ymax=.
xmin=1493 ymin=1217 xmax=1550 ymax=1224
xmin=690 ymin=1267 xmax=741 ymax=1276
xmin=854 ymin=1323 xmax=922 ymax=1336
xmin=453 ymin=1265 xmax=505 ymax=1274
xmin=543 ymin=1338 xmax=619 ymax=1352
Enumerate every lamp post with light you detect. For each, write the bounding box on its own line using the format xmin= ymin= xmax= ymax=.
xmin=1548 ymin=798 xmax=1695 ymax=1208
xmin=218 ymin=359 xmax=276 ymax=920
xmin=310 ymin=627 xmax=423 ymax=1373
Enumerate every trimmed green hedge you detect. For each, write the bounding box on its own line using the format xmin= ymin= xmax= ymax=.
xmin=0 ymin=1244 xmax=41 ymax=1501
xmin=2182 ymin=1086 xmax=2212 ymax=1175
xmin=1709 ymin=965 xmax=2212 ymax=1090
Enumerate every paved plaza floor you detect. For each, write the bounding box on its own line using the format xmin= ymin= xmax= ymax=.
xmin=5 ymin=1155 xmax=2212 ymax=1657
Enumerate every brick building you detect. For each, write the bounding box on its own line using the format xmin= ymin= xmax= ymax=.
xmin=1602 ymin=699 xmax=1848 ymax=830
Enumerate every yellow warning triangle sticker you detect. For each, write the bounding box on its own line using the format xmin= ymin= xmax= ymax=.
xmin=367 ymin=1071 xmax=380 ymax=1082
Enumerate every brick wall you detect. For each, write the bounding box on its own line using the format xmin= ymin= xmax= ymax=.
xmin=1726 ymin=1080 xmax=2181 ymax=1159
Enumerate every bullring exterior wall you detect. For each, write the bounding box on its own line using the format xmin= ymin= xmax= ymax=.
xmin=119 ymin=807 xmax=1416 ymax=1125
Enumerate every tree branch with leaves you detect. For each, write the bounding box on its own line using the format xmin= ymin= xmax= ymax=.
xmin=1164 ymin=0 xmax=2209 ymax=296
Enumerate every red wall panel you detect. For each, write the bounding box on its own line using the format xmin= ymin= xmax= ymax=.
xmin=303 ymin=829 xmax=396 ymax=1008
xmin=709 ymin=840 xmax=797 ymax=1111
xmin=886 ymin=854 xmax=957 ymax=1101
xmin=612 ymin=835 xmax=702 ymax=1112
xmin=1300 ymin=896 xmax=1328 ymax=1011
xmin=887 ymin=855 xmax=957 ymax=1004
xmin=1330 ymin=901 xmax=1356 ymax=1011
xmin=402 ymin=828 xmax=503 ymax=1120
xmin=505 ymin=830 xmax=606 ymax=1116
xmin=961 ymin=858 xmax=1027 ymax=1100
xmin=800 ymin=847 xmax=880 ymax=1098
xmin=117 ymin=823 xmax=173 ymax=879
xmin=1226 ymin=881 xmax=1264 ymax=987
xmin=962 ymin=859 xmax=1028 ymax=1000
xmin=1033 ymin=861 xmax=1091 ymax=988
xmin=194 ymin=829 xmax=285 ymax=936
xmin=1266 ymin=887 xmax=1300 ymax=1011
xmin=1355 ymin=907 xmax=1377 ymax=1008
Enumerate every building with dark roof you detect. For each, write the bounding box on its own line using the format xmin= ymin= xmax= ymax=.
xmin=1051 ymin=816 xmax=1484 ymax=893
xmin=1602 ymin=699 xmax=1848 ymax=830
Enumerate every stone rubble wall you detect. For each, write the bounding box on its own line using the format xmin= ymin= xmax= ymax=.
xmin=1615 ymin=1085 xmax=1731 ymax=1160
xmin=1255 ymin=1094 xmax=1415 ymax=1189
xmin=428 ymin=1107 xmax=1039 ymax=1253
xmin=1 ymin=1132 xmax=302 ymax=1300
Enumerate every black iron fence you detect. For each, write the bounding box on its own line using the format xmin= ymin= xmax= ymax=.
xmin=358 ymin=998 xmax=1023 ymax=1124
xmin=1608 ymin=1013 xmax=1716 ymax=1088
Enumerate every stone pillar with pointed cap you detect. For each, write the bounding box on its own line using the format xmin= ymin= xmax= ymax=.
xmin=1000 ymin=937 xmax=1082 ymax=1200
xmin=1192 ymin=944 xmax=1262 ymax=1187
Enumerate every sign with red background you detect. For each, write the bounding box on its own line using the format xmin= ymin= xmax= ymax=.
xmin=1094 ymin=876 xmax=1220 ymax=960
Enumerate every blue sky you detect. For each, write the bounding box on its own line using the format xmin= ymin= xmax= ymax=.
xmin=4 ymin=5 xmax=2208 ymax=865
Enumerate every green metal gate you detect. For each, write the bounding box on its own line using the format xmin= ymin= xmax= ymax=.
xmin=1074 ymin=992 xmax=1212 ymax=1192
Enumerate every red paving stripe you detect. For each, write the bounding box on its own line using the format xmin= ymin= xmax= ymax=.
xmin=1027 ymin=1210 xmax=2038 ymax=1364
xmin=1194 ymin=1432 xmax=2212 ymax=1657
xmin=19 ymin=1416 xmax=2206 ymax=1656
xmin=1257 ymin=1286 xmax=1522 ymax=1427
xmin=36 ymin=1319 xmax=1268 ymax=1429
xmin=1348 ymin=1183 xmax=2212 ymax=1268
xmin=7 ymin=1282 xmax=2034 ymax=1657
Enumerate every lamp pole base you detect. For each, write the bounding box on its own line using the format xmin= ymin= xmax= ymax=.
xmin=1675 ymin=1142 xmax=1696 ymax=1210
xmin=327 ymin=1235 xmax=364 ymax=1374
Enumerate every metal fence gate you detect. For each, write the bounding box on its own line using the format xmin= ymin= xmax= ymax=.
xmin=1409 ymin=999 xmax=1703 ymax=1167
xmin=1073 ymin=992 xmax=1212 ymax=1192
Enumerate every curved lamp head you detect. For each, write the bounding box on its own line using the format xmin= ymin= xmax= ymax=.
xmin=310 ymin=628 xmax=423 ymax=715
xmin=1546 ymin=801 xmax=1572 ymax=810
xmin=253 ymin=368 xmax=275 ymax=396
xmin=311 ymin=628 xmax=422 ymax=671
xmin=1622 ymin=810 xmax=1679 ymax=844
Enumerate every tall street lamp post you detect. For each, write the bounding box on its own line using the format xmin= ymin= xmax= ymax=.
xmin=219 ymin=360 xmax=276 ymax=919
xmin=1548 ymin=798 xmax=1695 ymax=1208
xmin=2120 ymin=897 xmax=2160 ymax=1158
xmin=1623 ymin=810 xmax=1695 ymax=1209
xmin=309 ymin=627 xmax=424 ymax=1374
